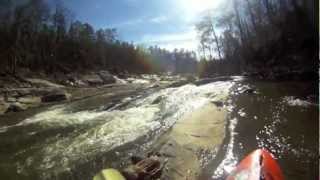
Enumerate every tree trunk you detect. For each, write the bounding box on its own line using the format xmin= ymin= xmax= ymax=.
xmin=211 ymin=25 xmax=222 ymax=60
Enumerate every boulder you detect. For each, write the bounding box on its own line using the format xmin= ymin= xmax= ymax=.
xmin=41 ymin=91 xmax=69 ymax=103
xmin=10 ymin=89 xmax=32 ymax=97
xmin=82 ymin=74 xmax=104 ymax=86
xmin=64 ymin=74 xmax=86 ymax=87
xmin=6 ymin=97 xmax=17 ymax=103
xmin=168 ymin=80 xmax=189 ymax=88
xmin=243 ymin=88 xmax=256 ymax=94
xmin=6 ymin=102 xmax=27 ymax=113
xmin=194 ymin=76 xmax=232 ymax=86
xmin=0 ymin=102 xmax=9 ymax=115
xmin=211 ymin=101 xmax=224 ymax=107
xmin=26 ymin=78 xmax=65 ymax=88
xmin=18 ymin=96 xmax=41 ymax=107
xmin=152 ymin=96 xmax=164 ymax=104
xmin=114 ymin=76 xmax=127 ymax=84
xmin=98 ymin=71 xmax=116 ymax=84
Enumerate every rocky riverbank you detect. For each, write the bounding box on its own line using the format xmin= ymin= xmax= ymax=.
xmin=0 ymin=71 xmax=186 ymax=116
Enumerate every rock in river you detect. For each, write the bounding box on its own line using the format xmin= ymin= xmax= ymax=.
xmin=41 ymin=91 xmax=69 ymax=103
xmin=82 ymin=74 xmax=104 ymax=86
xmin=0 ymin=101 xmax=9 ymax=115
xmin=150 ymin=103 xmax=227 ymax=180
xmin=98 ymin=71 xmax=116 ymax=84
xmin=17 ymin=96 xmax=41 ymax=108
xmin=6 ymin=102 xmax=27 ymax=112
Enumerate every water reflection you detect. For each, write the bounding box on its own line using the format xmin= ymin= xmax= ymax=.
xmin=207 ymin=80 xmax=318 ymax=180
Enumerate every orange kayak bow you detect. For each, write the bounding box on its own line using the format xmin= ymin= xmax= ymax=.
xmin=227 ymin=149 xmax=284 ymax=180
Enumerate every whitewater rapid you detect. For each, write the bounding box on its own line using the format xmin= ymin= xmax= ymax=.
xmin=2 ymin=80 xmax=234 ymax=179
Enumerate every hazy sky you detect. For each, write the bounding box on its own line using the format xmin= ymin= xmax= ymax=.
xmin=63 ymin=0 xmax=222 ymax=51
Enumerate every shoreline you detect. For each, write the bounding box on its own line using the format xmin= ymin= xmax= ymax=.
xmin=0 ymin=72 xmax=186 ymax=116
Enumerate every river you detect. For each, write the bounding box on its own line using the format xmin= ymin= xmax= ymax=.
xmin=0 ymin=77 xmax=317 ymax=180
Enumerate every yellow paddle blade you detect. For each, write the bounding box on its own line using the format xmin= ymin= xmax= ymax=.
xmin=93 ymin=168 xmax=126 ymax=180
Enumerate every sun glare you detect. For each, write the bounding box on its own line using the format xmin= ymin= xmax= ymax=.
xmin=177 ymin=0 xmax=222 ymax=20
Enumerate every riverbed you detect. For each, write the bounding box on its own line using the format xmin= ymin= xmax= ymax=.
xmin=0 ymin=77 xmax=317 ymax=180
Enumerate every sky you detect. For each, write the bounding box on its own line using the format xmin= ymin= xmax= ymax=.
xmin=62 ymin=0 xmax=223 ymax=51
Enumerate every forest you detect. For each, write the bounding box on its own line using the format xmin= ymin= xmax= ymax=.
xmin=0 ymin=0 xmax=198 ymax=76
xmin=196 ymin=0 xmax=316 ymax=79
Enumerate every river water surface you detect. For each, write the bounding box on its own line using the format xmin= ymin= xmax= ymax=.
xmin=203 ymin=79 xmax=318 ymax=180
xmin=0 ymin=77 xmax=318 ymax=180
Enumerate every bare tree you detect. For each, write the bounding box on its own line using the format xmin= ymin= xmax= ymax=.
xmin=196 ymin=13 xmax=222 ymax=60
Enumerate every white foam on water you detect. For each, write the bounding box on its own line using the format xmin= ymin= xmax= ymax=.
xmin=212 ymin=117 xmax=238 ymax=178
xmin=282 ymin=96 xmax=312 ymax=107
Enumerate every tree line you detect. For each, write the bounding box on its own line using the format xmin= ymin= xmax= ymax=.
xmin=0 ymin=0 xmax=160 ymax=75
xmin=148 ymin=46 xmax=197 ymax=74
xmin=0 ymin=0 xmax=198 ymax=76
xmin=196 ymin=0 xmax=316 ymax=79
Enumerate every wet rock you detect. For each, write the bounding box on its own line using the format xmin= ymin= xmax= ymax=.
xmin=159 ymin=142 xmax=199 ymax=180
xmin=185 ymin=75 xmax=197 ymax=82
xmin=168 ymin=80 xmax=189 ymax=88
xmin=130 ymin=156 xmax=144 ymax=164
xmin=98 ymin=71 xmax=116 ymax=84
xmin=211 ymin=101 xmax=224 ymax=107
xmin=147 ymin=103 xmax=227 ymax=180
xmin=122 ymin=156 xmax=162 ymax=180
xmin=114 ymin=76 xmax=127 ymax=84
xmin=243 ymin=88 xmax=256 ymax=94
xmin=18 ymin=96 xmax=41 ymax=107
xmin=82 ymin=74 xmax=104 ymax=86
xmin=306 ymin=95 xmax=317 ymax=104
xmin=158 ymin=141 xmax=177 ymax=158
xmin=6 ymin=97 xmax=17 ymax=103
xmin=238 ymin=108 xmax=246 ymax=117
xmin=150 ymin=83 xmax=160 ymax=88
xmin=7 ymin=91 xmax=20 ymax=98
xmin=283 ymin=96 xmax=312 ymax=107
xmin=26 ymin=78 xmax=65 ymax=88
xmin=12 ymin=89 xmax=32 ymax=97
xmin=152 ymin=96 xmax=163 ymax=104
xmin=6 ymin=102 xmax=27 ymax=112
xmin=41 ymin=91 xmax=69 ymax=103
xmin=0 ymin=102 xmax=9 ymax=115
xmin=194 ymin=76 xmax=232 ymax=86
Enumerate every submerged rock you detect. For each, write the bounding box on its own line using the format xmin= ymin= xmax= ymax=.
xmin=149 ymin=103 xmax=227 ymax=180
xmin=41 ymin=91 xmax=69 ymax=103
